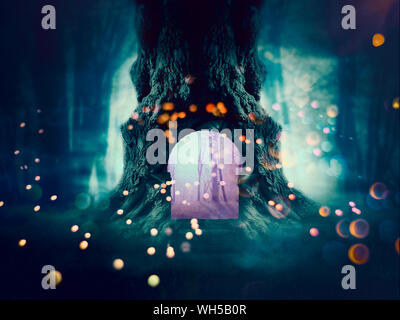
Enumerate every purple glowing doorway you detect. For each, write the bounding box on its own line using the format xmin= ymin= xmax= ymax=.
xmin=168 ymin=130 xmax=242 ymax=219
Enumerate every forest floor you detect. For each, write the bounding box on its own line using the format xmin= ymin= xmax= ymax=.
xmin=0 ymin=192 xmax=399 ymax=299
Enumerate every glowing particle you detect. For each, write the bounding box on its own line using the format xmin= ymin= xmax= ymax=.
xmin=205 ymin=103 xmax=216 ymax=113
xmin=219 ymin=181 xmax=226 ymax=186
xmin=84 ymin=232 xmax=91 ymax=239
xmin=327 ymin=105 xmax=339 ymax=118
xmin=335 ymin=209 xmax=343 ymax=216
xmin=186 ymin=232 xmax=193 ymax=240
xmin=160 ymin=189 xmax=166 ymax=194
xmin=313 ymin=148 xmax=322 ymax=157
xmin=372 ymin=33 xmax=385 ymax=47
xmin=396 ymin=238 xmax=400 ymax=254
xmin=126 ymin=219 xmax=132 ymax=225
xmin=348 ymin=244 xmax=369 ymax=265
xmin=190 ymin=218 xmax=198 ymax=225
xmin=34 ymin=205 xmax=40 ymax=212
xmin=393 ymin=98 xmax=399 ymax=110
xmin=349 ymin=219 xmax=369 ymax=239
xmin=178 ymin=112 xmax=186 ymax=119
xmin=49 ymin=270 xmax=62 ymax=286
xmin=157 ymin=113 xmax=170 ymax=125
xmin=147 ymin=274 xmax=160 ymax=287
xmin=195 ymin=228 xmax=202 ymax=236
xmin=288 ymin=182 xmax=294 ymax=188
xmin=239 ymin=135 xmax=246 ymax=142
xmin=14 ymin=150 xmax=20 ymax=155
xmin=323 ymin=127 xmax=330 ymax=134
xmin=256 ymin=138 xmax=262 ymax=145
xmin=311 ymin=101 xmax=319 ymax=109
xmin=165 ymin=227 xmax=173 ymax=236
xmin=268 ymin=200 xmax=275 ymax=206
xmin=20 ymin=122 xmax=26 ymax=128
xmin=352 ymin=207 xmax=361 ymax=215
xmin=79 ymin=240 xmax=88 ymax=250
xmin=161 ymin=183 xmax=167 ymax=188
xmin=275 ymin=203 xmax=283 ymax=211
xmin=113 ymin=259 xmax=124 ymax=270
xmin=288 ymin=194 xmax=296 ymax=200
xmin=147 ymin=247 xmax=156 ymax=255
xmin=35 ymin=176 xmax=40 ymax=181
xmin=349 ymin=201 xmax=356 ymax=207
xmin=189 ymin=104 xmax=197 ymax=112
xmin=150 ymin=228 xmax=158 ymax=236
xmin=117 ymin=209 xmax=124 ymax=215
xmin=38 ymin=129 xmax=44 ymax=134
xmin=34 ymin=158 xmax=40 ymax=163
xmin=50 ymin=195 xmax=57 ymax=201
xmin=127 ymin=124 xmax=133 ymax=130
xmin=162 ymin=102 xmax=174 ymax=111
xmin=122 ymin=190 xmax=129 ymax=196
xmin=245 ymin=166 xmax=252 ymax=173
xmin=309 ymin=228 xmax=319 ymax=237
xmin=319 ymin=206 xmax=330 ymax=217
xmin=191 ymin=223 xmax=199 ymax=230
xmin=166 ymin=196 xmax=171 ymax=202
xmin=0 ymin=201 xmax=4 ymax=207
xmin=71 ymin=225 xmax=79 ymax=232
xmin=272 ymin=103 xmax=280 ymax=111
xmin=217 ymin=102 xmax=228 ymax=114
xmin=18 ymin=239 xmax=27 ymax=247
xmin=26 ymin=184 xmax=32 ymax=190
xmin=166 ymin=246 xmax=175 ymax=258
xmin=203 ymin=193 xmax=209 ymax=199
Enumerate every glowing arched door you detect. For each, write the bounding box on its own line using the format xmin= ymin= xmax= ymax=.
xmin=168 ymin=130 xmax=241 ymax=219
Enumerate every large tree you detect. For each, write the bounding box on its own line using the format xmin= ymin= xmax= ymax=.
xmin=111 ymin=0 xmax=317 ymax=236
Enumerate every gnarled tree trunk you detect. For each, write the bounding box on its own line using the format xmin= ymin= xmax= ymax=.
xmin=111 ymin=0 xmax=317 ymax=237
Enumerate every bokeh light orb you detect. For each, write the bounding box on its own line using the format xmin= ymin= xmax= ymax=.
xmin=148 ymin=274 xmax=160 ymax=287
xmin=185 ymin=232 xmax=193 ymax=240
xmin=326 ymin=105 xmax=339 ymax=118
xmin=309 ymin=228 xmax=319 ymax=237
xmin=369 ymin=182 xmax=388 ymax=200
xmin=147 ymin=247 xmax=156 ymax=255
xmin=18 ymin=239 xmax=27 ymax=247
xmin=349 ymin=219 xmax=369 ymax=239
xmin=396 ymin=238 xmax=399 ymax=255
xmin=166 ymin=246 xmax=175 ymax=258
xmin=49 ymin=270 xmax=63 ymax=286
xmin=79 ymin=240 xmax=88 ymax=250
xmin=268 ymin=196 xmax=291 ymax=219
xmin=336 ymin=219 xmax=350 ymax=238
xmin=372 ymin=33 xmax=385 ymax=47
xmin=181 ymin=241 xmax=191 ymax=252
xmin=319 ymin=206 xmax=330 ymax=217
xmin=348 ymin=244 xmax=369 ymax=265
xmin=306 ymin=131 xmax=320 ymax=146
xmin=113 ymin=258 xmax=124 ymax=270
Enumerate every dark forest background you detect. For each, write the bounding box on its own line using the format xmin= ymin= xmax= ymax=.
xmin=0 ymin=0 xmax=398 ymax=205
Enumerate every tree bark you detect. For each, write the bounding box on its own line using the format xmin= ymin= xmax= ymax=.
xmin=111 ymin=0 xmax=317 ymax=237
